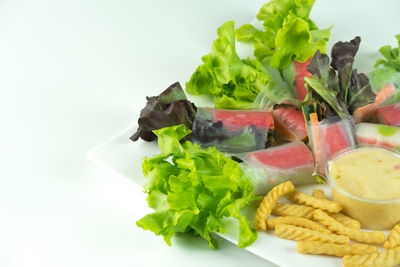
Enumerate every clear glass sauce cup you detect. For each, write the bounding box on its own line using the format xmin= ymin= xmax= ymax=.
xmin=326 ymin=145 xmax=400 ymax=230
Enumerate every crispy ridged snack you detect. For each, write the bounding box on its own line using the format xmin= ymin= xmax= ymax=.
xmin=297 ymin=241 xmax=377 ymax=257
xmin=312 ymin=189 xmax=326 ymax=199
xmin=286 ymin=190 xmax=342 ymax=213
xmin=272 ymin=203 xmax=315 ymax=219
xmin=312 ymin=189 xmax=361 ymax=229
xmin=343 ymin=246 xmax=400 ymax=267
xmin=254 ymin=181 xmax=295 ymax=230
xmin=331 ymin=213 xmax=361 ymax=230
xmin=275 ymin=224 xmax=349 ymax=244
xmin=314 ymin=209 xmax=385 ymax=244
xmin=384 ymin=223 xmax=400 ymax=249
xmin=267 ymin=216 xmax=331 ymax=234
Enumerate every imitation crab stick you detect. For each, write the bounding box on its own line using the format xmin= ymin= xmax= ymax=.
xmin=239 ymin=142 xmax=315 ymax=196
xmin=375 ymin=103 xmax=400 ymax=127
xmin=294 ymin=59 xmax=313 ymax=101
xmin=190 ymin=108 xmax=274 ymax=153
xmin=354 ymin=83 xmax=396 ymax=123
xmin=211 ymin=108 xmax=274 ymax=131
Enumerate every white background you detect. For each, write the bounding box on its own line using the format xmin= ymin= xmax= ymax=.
xmin=1 ymin=0 xmax=399 ymax=266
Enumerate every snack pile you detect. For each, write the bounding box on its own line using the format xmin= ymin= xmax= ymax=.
xmin=254 ymin=181 xmax=399 ymax=267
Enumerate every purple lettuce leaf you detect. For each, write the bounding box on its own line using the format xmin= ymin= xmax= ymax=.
xmin=130 ymin=82 xmax=197 ymax=142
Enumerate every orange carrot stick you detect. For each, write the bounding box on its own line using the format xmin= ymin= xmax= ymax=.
xmin=309 ymin=113 xmax=327 ymax=175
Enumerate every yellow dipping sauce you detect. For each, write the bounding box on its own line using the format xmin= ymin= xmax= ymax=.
xmin=327 ymin=146 xmax=400 ymax=230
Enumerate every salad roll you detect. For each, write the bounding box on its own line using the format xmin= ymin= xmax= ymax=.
xmin=308 ymin=115 xmax=356 ymax=175
xmin=356 ymin=123 xmax=400 ymax=149
xmin=272 ymin=107 xmax=308 ymax=142
xmin=190 ymin=108 xmax=275 ymax=153
xmin=238 ymin=142 xmax=315 ymax=196
xmin=375 ymin=103 xmax=400 ymax=126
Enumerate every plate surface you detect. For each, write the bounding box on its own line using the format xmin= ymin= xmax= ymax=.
xmin=87 ymin=124 xmax=389 ymax=267
xmin=87 ymin=30 xmax=389 ymax=267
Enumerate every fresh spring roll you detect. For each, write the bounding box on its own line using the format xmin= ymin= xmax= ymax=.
xmin=353 ymin=83 xmax=396 ymax=123
xmin=190 ymin=108 xmax=275 ymax=153
xmin=356 ymin=123 xmax=400 ymax=149
xmin=237 ymin=142 xmax=315 ymax=196
xmin=308 ymin=116 xmax=356 ymax=175
xmin=375 ymin=103 xmax=400 ymax=127
xmin=272 ymin=107 xmax=308 ymax=142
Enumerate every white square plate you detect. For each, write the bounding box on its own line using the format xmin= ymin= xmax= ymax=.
xmin=87 ymin=29 xmax=389 ymax=266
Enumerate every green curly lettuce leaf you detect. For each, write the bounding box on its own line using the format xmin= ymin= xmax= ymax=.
xmin=236 ymin=0 xmax=331 ymax=69
xmin=270 ymin=15 xmax=331 ymax=69
xmin=186 ymin=21 xmax=270 ymax=109
xmin=374 ymin=34 xmax=400 ymax=72
xmin=137 ymin=125 xmax=257 ymax=248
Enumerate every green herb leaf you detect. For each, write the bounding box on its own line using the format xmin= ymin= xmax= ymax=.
xmin=237 ymin=0 xmax=331 ymax=69
xmin=186 ymin=21 xmax=270 ymax=109
xmin=369 ymin=34 xmax=400 ymax=104
xmin=305 ymin=37 xmax=375 ymax=119
xmin=271 ymin=15 xmax=331 ymax=69
xmin=137 ymin=125 xmax=257 ymax=248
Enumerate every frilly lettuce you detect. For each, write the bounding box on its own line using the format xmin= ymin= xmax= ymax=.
xmin=186 ymin=21 xmax=269 ymax=109
xmin=186 ymin=21 xmax=305 ymax=110
xmin=369 ymin=34 xmax=400 ymax=104
xmin=136 ymin=124 xmax=257 ymax=248
xmin=236 ymin=0 xmax=331 ymax=69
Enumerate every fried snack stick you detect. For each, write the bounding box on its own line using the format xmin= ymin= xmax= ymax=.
xmin=275 ymin=224 xmax=349 ymax=244
xmin=267 ymin=216 xmax=331 ymax=234
xmin=384 ymin=222 xmax=400 ymax=249
xmin=311 ymin=189 xmax=326 ymax=199
xmin=314 ymin=209 xmax=385 ymax=244
xmin=254 ymin=181 xmax=295 ymax=230
xmin=272 ymin=203 xmax=315 ymax=220
xmin=286 ymin=190 xmax=342 ymax=213
xmin=298 ymin=241 xmax=377 ymax=257
xmin=343 ymin=246 xmax=400 ymax=267
xmin=312 ymin=189 xmax=361 ymax=229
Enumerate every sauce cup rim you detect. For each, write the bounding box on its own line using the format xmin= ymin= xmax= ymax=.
xmin=325 ymin=144 xmax=400 ymax=205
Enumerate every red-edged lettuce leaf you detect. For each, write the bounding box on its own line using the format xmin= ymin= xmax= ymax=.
xmin=348 ymin=70 xmax=375 ymax=113
xmin=130 ymin=82 xmax=197 ymax=142
xmin=304 ymin=37 xmax=375 ymax=118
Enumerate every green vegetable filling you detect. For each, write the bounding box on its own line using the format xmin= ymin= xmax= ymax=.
xmin=377 ymin=125 xmax=398 ymax=137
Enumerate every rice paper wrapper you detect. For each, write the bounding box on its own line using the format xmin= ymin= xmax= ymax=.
xmin=307 ymin=116 xmax=356 ymax=176
xmin=272 ymin=107 xmax=308 ymax=142
xmin=190 ymin=108 xmax=274 ymax=153
xmin=237 ymin=142 xmax=315 ymax=196
xmin=375 ymin=103 xmax=400 ymax=127
xmin=356 ymin=123 xmax=400 ymax=150
xmin=354 ymin=83 xmax=398 ymax=123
